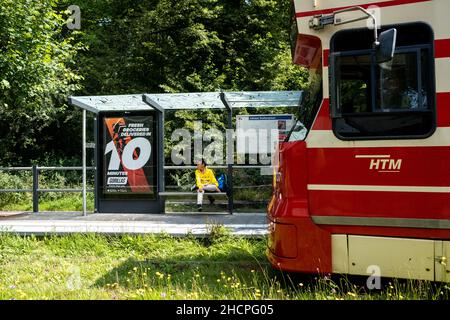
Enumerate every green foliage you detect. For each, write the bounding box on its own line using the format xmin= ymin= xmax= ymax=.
xmin=0 ymin=0 xmax=84 ymax=164
xmin=205 ymin=222 xmax=230 ymax=245
xmin=167 ymin=169 xmax=194 ymax=191
xmin=0 ymin=0 xmax=309 ymax=169
xmin=74 ymin=0 xmax=306 ymax=94
xmin=0 ymin=171 xmax=32 ymax=207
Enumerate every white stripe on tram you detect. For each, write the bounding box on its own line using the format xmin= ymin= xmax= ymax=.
xmin=306 ymin=127 xmax=450 ymax=149
xmin=354 ymin=155 xmax=391 ymax=159
xmin=307 ymin=184 xmax=450 ymax=193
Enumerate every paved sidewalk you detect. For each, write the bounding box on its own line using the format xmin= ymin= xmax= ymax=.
xmin=0 ymin=212 xmax=268 ymax=237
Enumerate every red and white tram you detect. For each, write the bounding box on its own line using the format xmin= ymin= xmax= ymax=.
xmin=268 ymin=0 xmax=450 ymax=282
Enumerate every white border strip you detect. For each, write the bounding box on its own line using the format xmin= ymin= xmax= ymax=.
xmin=308 ymin=184 xmax=450 ymax=193
xmin=306 ymin=127 xmax=450 ymax=148
xmin=436 ymin=58 xmax=450 ymax=93
xmin=354 ymin=155 xmax=391 ymax=158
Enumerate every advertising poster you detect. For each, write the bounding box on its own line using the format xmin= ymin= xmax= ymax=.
xmin=102 ymin=115 xmax=155 ymax=196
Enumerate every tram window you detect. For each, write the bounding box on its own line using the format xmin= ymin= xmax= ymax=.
xmin=337 ymin=54 xmax=372 ymax=114
xmin=376 ymin=52 xmax=428 ymax=111
xmin=330 ymin=23 xmax=435 ymax=140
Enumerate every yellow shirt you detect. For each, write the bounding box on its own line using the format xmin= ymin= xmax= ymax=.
xmin=195 ymin=168 xmax=218 ymax=188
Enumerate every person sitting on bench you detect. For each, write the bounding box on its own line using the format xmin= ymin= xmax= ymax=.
xmin=194 ymin=159 xmax=220 ymax=212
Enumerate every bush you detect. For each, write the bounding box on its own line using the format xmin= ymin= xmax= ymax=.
xmin=0 ymin=171 xmax=32 ymax=208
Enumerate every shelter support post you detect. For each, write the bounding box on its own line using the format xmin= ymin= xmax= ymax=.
xmin=220 ymin=92 xmax=234 ymax=214
xmin=142 ymin=95 xmax=166 ymax=214
xmin=32 ymin=165 xmax=39 ymax=213
xmin=82 ymin=109 xmax=87 ymax=216
xmin=93 ymin=115 xmax=98 ymax=213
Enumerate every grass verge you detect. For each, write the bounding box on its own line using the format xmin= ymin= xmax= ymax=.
xmin=0 ymin=233 xmax=448 ymax=300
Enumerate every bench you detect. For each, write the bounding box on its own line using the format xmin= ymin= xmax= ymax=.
xmin=159 ymin=192 xmax=227 ymax=197
xmin=159 ymin=191 xmax=231 ymax=214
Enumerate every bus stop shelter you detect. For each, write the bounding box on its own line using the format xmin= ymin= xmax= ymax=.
xmin=69 ymin=91 xmax=302 ymax=215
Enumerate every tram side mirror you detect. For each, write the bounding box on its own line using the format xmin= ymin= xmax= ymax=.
xmin=376 ymin=28 xmax=397 ymax=64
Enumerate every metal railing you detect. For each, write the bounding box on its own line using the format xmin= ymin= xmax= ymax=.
xmin=0 ymin=164 xmax=273 ymax=214
xmin=0 ymin=165 xmax=94 ymax=213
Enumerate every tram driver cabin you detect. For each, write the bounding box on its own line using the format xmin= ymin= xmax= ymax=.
xmin=268 ymin=0 xmax=450 ymax=282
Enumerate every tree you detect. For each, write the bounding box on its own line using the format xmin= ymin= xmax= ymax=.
xmin=74 ymin=0 xmax=307 ymax=94
xmin=0 ymin=0 xmax=308 ymax=164
xmin=0 ymin=0 xmax=84 ymax=164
